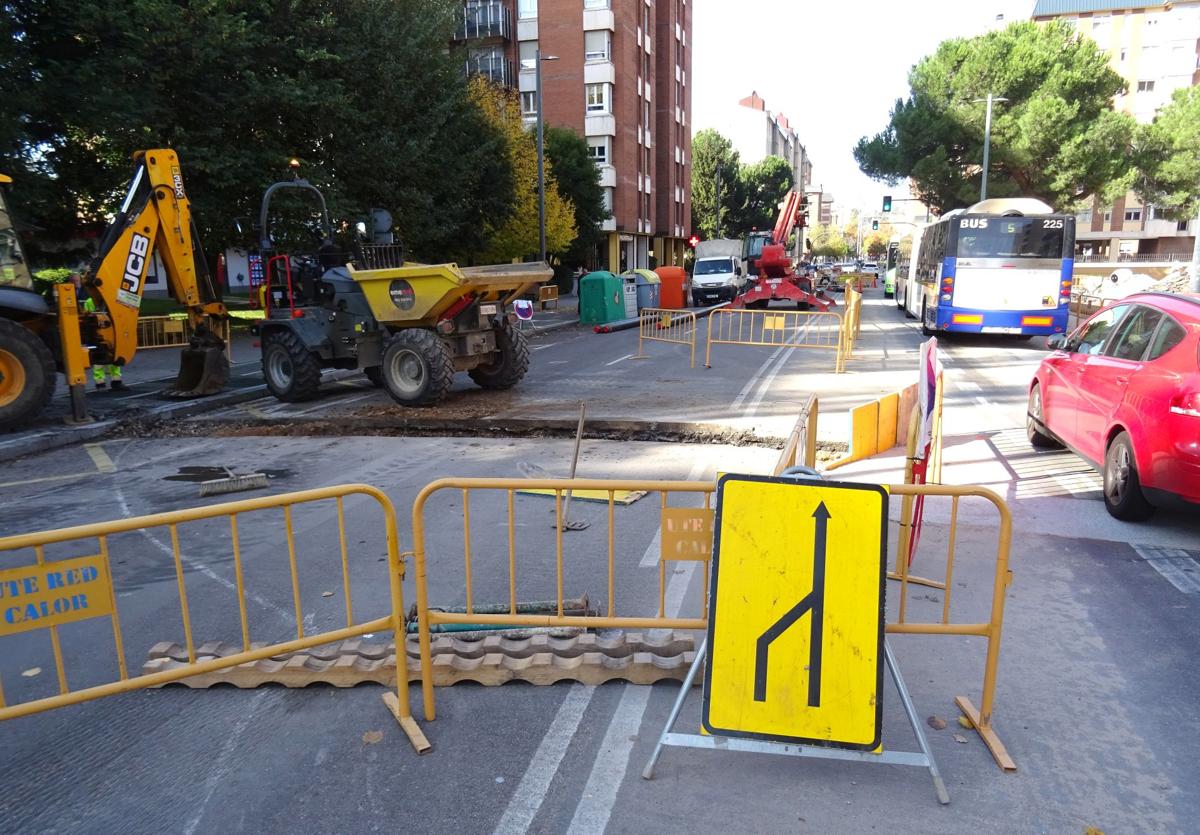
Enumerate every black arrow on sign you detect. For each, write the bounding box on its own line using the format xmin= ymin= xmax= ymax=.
xmin=753 ymin=501 xmax=829 ymax=706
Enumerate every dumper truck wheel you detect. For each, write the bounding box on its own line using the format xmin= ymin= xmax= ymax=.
xmin=0 ymin=318 xmax=56 ymax=430
xmin=363 ymin=366 xmax=384 ymax=388
xmin=262 ymin=329 xmax=322 ymax=402
xmin=381 ymin=328 xmax=454 ymax=407
xmin=469 ymin=321 xmax=529 ymax=391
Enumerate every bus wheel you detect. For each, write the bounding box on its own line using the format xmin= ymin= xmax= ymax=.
xmin=920 ymin=301 xmax=935 ymax=336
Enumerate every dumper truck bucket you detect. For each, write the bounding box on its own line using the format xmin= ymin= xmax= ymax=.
xmin=163 ymin=325 xmax=230 ymax=398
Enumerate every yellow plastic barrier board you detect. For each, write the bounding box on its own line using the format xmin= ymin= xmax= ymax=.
xmin=515 ymin=488 xmax=646 ymax=505
xmin=0 ymin=555 xmax=114 ymax=636
xmin=703 ymin=475 xmax=887 ymax=749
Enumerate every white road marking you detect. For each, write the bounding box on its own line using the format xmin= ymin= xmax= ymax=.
xmin=742 ymin=340 xmax=797 ymax=419
xmin=1133 ymin=545 xmax=1200 ymax=594
xmin=84 ymin=443 xmax=116 ymax=474
xmin=288 ymin=392 xmax=374 ymax=417
xmin=565 ymin=686 xmax=653 ymax=835
xmin=548 ymin=360 xmax=569 ymax=365
xmin=491 ymin=685 xmax=596 ymax=835
xmin=957 ymin=381 xmax=981 ymax=392
xmin=182 ymin=689 xmax=270 ymax=835
xmin=639 ymin=459 xmax=710 ymax=568
xmin=531 ymin=343 xmax=558 ymax=351
xmin=565 ymin=561 xmax=698 ymax=835
xmin=974 ymin=396 xmax=992 ymax=407
xmin=115 ymin=387 xmax=173 ymax=401
xmin=605 ymin=353 xmax=634 ymax=366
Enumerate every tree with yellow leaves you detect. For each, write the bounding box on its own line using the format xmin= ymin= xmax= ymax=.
xmin=468 ymin=77 xmax=576 ymax=263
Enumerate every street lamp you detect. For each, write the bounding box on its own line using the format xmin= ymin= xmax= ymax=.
xmin=536 ymin=49 xmax=559 ymax=264
xmin=972 ymin=94 xmax=1008 ymax=201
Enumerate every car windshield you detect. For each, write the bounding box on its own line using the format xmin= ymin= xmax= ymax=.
xmin=694 ymin=258 xmax=732 ymax=275
xmin=956 ymin=218 xmax=1065 ymax=259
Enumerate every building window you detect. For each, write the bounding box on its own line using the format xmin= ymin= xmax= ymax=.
xmin=584 ymin=0 xmax=610 ymax=8
xmin=1079 ymin=208 xmax=1093 ymax=222
xmin=1137 ymin=80 xmax=1155 ymax=92
xmin=1119 ymin=48 xmax=1126 ymax=61
xmin=519 ymin=41 xmax=537 ymax=71
xmin=584 ymin=31 xmax=611 ymax=62
xmin=1124 ymin=208 xmax=1142 ymax=222
xmin=1179 ymin=220 xmax=1190 ymax=232
xmin=587 ymin=136 xmax=609 ymax=164
xmin=586 ymin=83 xmax=610 ymax=113
xmin=518 ymin=0 xmax=537 ymax=19
xmin=1103 ymin=211 xmax=1112 ymax=223
xmin=602 ymin=187 xmax=614 ymax=213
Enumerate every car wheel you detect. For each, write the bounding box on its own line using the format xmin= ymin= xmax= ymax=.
xmin=1103 ymin=431 xmax=1155 ymax=521
xmin=1026 ymin=383 xmax=1062 ymax=449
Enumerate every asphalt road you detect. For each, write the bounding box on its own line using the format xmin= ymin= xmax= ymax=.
xmin=1 ymin=288 xmax=1197 ymax=834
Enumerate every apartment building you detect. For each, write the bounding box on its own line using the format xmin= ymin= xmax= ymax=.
xmin=454 ymin=0 xmax=693 ymax=271
xmin=709 ymin=92 xmax=813 ymax=194
xmin=1032 ymin=0 xmax=1199 ymax=260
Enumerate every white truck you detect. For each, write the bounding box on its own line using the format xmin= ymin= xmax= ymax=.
xmin=691 ymin=238 xmax=747 ymax=306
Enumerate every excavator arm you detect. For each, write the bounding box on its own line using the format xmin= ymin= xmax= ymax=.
xmin=84 ymin=149 xmax=225 ymax=363
xmin=81 ymin=149 xmax=228 ymax=396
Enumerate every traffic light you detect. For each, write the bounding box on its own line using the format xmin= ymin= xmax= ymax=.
xmin=871 ymin=220 xmax=879 ymax=231
xmin=687 ymin=235 xmax=700 ymax=249
xmin=882 ymin=195 xmax=893 ymax=213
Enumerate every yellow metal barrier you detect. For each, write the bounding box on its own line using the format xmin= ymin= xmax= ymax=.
xmin=0 ymin=484 xmax=428 ymax=752
xmin=770 ymin=394 xmax=819 ymax=475
xmin=842 ymin=286 xmax=863 ymax=357
xmin=408 ymin=477 xmax=717 ymax=721
xmin=407 ymin=471 xmax=1014 ymax=771
xmin=635 ymin=307 xmax=697 ymax=368
xmin=137 ymin=315 xmax=233 ymax=358
xmin=705 ymin=307 xmax=847 ymax=372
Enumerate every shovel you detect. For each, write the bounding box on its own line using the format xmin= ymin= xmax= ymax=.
xmin=559 ymin=403 xmax=589 ymax=531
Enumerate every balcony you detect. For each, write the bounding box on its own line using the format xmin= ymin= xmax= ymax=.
xmin=465 ymin=51 xmax=515 ymax=87
xmin=455 ymin=2 xmax=511 ymax=42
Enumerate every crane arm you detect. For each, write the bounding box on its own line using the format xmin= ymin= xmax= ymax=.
xmin=770 ymin=190 xmax=805 ymax=246
xmin=83 ymin=148 xmax=225 ymax=366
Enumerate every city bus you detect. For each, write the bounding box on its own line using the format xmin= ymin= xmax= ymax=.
xmin=900 ymin=198 xmax=1075 ymax=337
xmin=884 ymin=234 xmax=913 ymax=300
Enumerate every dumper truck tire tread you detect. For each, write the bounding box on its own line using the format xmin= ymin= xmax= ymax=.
xmin=262 ymin=329 xmax=322 ymax=402
xmin=0 ymin=318 xmax=56 ymax=430
xmin=382 ymin=328 xmax=454 ymax=406
xmin=469 ymin=321 xmax=529 ymax=390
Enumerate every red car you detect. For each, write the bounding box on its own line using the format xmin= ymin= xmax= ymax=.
xmin=1027 ymin=292 xmax=1200 ymax=520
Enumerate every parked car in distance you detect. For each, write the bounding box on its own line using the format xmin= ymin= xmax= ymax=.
xmin=1027 ymin=292 xmax=1200 ymax=520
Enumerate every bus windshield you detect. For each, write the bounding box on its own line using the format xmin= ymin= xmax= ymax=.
xmin=955 ymin=218 xmax=1065 ymax=259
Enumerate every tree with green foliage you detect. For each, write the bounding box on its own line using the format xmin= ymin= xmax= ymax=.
xmin=544 ymin=126 xmax=608 ymax=274
xmin=0 ymin=0 xmax=514 ymax=263
xmin=1133 ymin=86 xmax=1200 ymax=290
xmin=855 ymin=21 xmax=1135 ymax=214
xmin=690 ymin=129 xmax=743 ymax=239
xmin=470 ymin=78 xmax=575 ymax=264
xmin=734 ymin=155 xmax=792 ymax=232
xmin=808 ymin=224 xmax=847 ymax=260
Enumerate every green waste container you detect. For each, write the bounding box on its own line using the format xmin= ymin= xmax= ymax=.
xmin=579 ymin=271 xmax=627 ymax=325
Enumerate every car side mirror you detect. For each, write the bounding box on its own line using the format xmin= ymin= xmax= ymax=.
xmin=1045 ymin=333 xmax=1067 ymax=351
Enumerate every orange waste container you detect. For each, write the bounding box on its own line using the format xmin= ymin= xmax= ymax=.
xmin=655 ymin=266 xmax=688 ymax=309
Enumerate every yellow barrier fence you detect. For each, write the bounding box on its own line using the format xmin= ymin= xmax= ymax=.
xmin=635 ymin=307 xmax=697 ymax=368
xmin=705 ymin=307 xmax=847 ymax=372
xmin=843 ymin=286 xmax=863 ymax=357
xmin=407 ymin=472 xmax=1015 ymax=770
xmin=770 ymin=393 xmax=819 ymax=476
xmin=136 ymin=315 xmax=233 ymax=354
xmin=0 ymin=484 xmax=427 ymax=752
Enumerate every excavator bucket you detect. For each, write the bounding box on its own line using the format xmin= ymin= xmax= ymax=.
xmin=163 ymin=325 xmax=230 ymax=398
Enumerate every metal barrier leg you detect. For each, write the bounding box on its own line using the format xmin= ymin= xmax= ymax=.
xmin=886 ymin=639 xmax=950 ymax=805
xmin=642 ymin=638 xmax=706 ymax=780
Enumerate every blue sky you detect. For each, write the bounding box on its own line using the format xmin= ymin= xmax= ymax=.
xmin=690 ymin=0 xmax=1035 ymax=213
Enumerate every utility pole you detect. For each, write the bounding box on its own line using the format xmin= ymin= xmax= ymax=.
xmin=535 ymin=49 xmax=559 ymax=264
xmin=974 ymin=93 xmax=1008 ymax=201
xmin=715 ymin=162 xmax=723 ymax=238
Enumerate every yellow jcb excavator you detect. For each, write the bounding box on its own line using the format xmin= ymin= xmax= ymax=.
xmin=0 ymin=148 xmax=228 ymax=429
